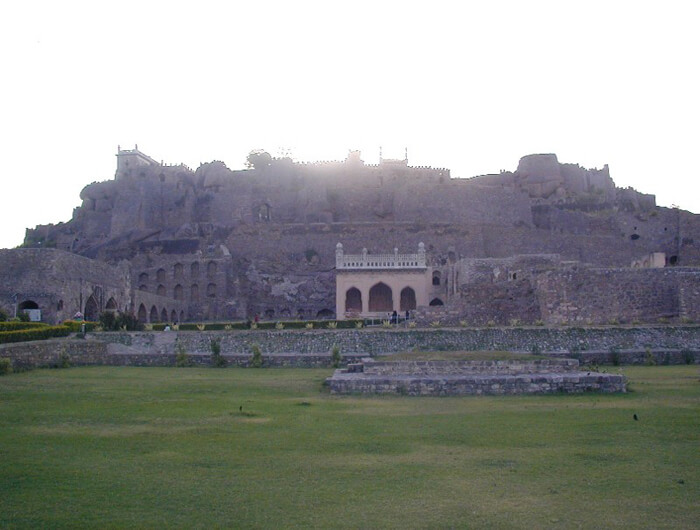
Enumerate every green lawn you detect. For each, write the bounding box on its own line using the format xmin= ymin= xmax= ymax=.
xmin=1 ymin=366 xmax=698 ymax=529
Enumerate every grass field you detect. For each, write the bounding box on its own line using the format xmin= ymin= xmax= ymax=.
xmin=1 ymin=366 xmax=698 ymax=529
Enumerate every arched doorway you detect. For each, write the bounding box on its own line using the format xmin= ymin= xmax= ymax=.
xmin=161 ymin=308 xmax=168 ymax=322
xmin=138 ymin=304 xmax=147 ymax=323
xmin=400 ymin=287 xmax=416 ymax=312
xmin=18 ymin=300 xmax=39 ymax=311
xmin=316 ymin=309 xmax=335 ymax=319
xmin=150 ymin=306 xmax=159 ymax=322
xmin=345 ymin=287 xmax=362 ymax=313
xmin=369 ymin=282 xmax=393 ymax=312
xmin=84 ymin=296 xmax=99 ymax=321
xmin=171 ymin=310 xmax=177 ymax=322
xmin=105 ymin=298 xmax=117 ymax=312
xmin=429 ymin=298 xmax=444 ymax=306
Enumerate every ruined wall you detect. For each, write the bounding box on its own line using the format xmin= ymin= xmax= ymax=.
xmin=0 ymin=249 xmax=131 ymax=324
xmin=535 ymin=267 xmax=696 ymax=324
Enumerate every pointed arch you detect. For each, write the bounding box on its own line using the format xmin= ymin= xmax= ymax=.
xmin=157 ymin=284 xmax=166 ymax=297
xmin=105 ymin=298 xmax=118 ymax=312
xmin=84 ymin=295 xmax=99 ymax=321
xmin=369 ymin=282 xmax=393 ymax=312
xmin=156 ymin=269 xmax=166 ymax=283
xmin=345 ymin=287 xmax=362 ymax=313
xmin=400 ymin=287 xmax=416 ymax=312
xmin=138 ymin=304 xmax=147 ymax=323
xmin=150 ymin=306 xmax=159 ymax=322
xmin=429 ymin=298 xmax=444 ymax=306
xmin=160 ymin=308 xmax=168 ymax=322
xmin=174 ymin=284 xmax=183 ymax=300
xmin=190 ymin=284 xmax=199 ymax=302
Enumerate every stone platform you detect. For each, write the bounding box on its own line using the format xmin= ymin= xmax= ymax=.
xmin=326 ymin=358 xmax=626 ymax=396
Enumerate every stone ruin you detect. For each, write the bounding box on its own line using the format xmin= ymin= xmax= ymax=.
xmin=327 ymin=357 xmax=627 ymax=396
xmin=4 ymin=146 xmax=699 ymax=326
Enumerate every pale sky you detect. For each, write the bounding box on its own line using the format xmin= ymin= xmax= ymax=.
xmin=1 ymin=0 xmax=698 ymax=250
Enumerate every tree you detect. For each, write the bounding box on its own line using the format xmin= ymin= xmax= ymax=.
xmin=246 ymin=149 xmax=272 ymax=169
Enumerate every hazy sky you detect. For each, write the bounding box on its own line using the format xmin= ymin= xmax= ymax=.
xmin=1 ymin=0 xmax=698 ymax=250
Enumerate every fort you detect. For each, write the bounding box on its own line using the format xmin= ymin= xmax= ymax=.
xmin=2 ymin=146 xmax=699 ymax=325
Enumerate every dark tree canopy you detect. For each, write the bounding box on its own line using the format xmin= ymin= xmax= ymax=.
xmin=246 ymin=150 xmax=272 ymax=169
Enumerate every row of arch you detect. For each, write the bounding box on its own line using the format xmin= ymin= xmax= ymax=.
xmin=344 ymin=283 xmax=418 ymax=313
xmin=138 ymin=261 xmax=219 ymax=286
xmin=138 ymin=283 xmax=217 ymax=300
xmin=136 ymin=303 xmax=185 ymax=324
xmin=344 ymin=284 xmax=444 ymax=313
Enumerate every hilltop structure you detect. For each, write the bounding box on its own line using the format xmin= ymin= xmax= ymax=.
xmin=2 ymin=147 xmax=699 ymax=324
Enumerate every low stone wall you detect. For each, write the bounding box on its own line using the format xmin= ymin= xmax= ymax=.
xmin=91 ymin=325 xmax=700 ymax=359
xmin=327 ymin=372 xmax=627 ymax=396
xmin=0 ymin=339 xmax=364 ymax=370
xmin=1 ymin=325 xmax=698 ymax=371
xmin=361 ymin=359 xmax=579 ymax=376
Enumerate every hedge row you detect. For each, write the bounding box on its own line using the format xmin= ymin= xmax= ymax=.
xmin=61 ymin=320 xmax=99 ymax=333
xmin=0 ymin=322 xmax=49 ymax=332
xmin=149 ymin=319 xmax=366 ymax=331
xmin=0 ymin=325 xmax=72 ymax=344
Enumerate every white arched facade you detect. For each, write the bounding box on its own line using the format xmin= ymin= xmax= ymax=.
xmin=334 ymin=243 xmax=430 ymax=319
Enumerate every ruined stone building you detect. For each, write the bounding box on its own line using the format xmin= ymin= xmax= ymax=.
xmin=3 ymin=147 xmax=699 ymax=324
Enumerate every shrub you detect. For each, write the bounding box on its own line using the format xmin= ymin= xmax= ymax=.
xmin=429 ymin=321 xmax=441 ymax=328
xmin=459 ymin=320 xmax=469 ymax=327
xmin=657 ymin=317 xmax=669 ymax=324
xmin=680 ymin=316 xmax=693 ymax=324
xmin=143 ymin=324 xmax=153 ymax=331
xmin=326 ymin=322 xmax=337 ymax=329
xmin=58 ymin=350 xmax=71 ymax=369
xmin=682 ymin=349 xmax=695 ymax=365
xmin=224 ymin=324 xmax=233 ymax=330
xmin=355 ymin=321 xmax=363 ymax=329
xmin=250 ymin=322 xmax=258 ymax=330
xmin=0 ymin=308 xmax=8 ymax=321
xmin=17 ymin=312 xmax=30 ymax=322
xmin=0 ymin=358 xmax=12 ymax=375
xmin=210 ymin=339 xmax=226 ymax=368
xmin=509 ymin=319 xmax=521 ymax=327
xmin=62 ymin=320 xmax=98 ymax=333
xmin=331 ymin=345 xmax=342 ymax=368
xmin=175 ymin=343 xmax=192 ymax=367
xmin=382 ymin=320 xmax=393 ymax=328
xmin=486 ymin=320 xmax=496 ymax=328
xmin=197 ymin=324 xmax=206 ymax=331
xmin=250 ymin=344 xmax=263 ymax=368
xmin=408 ymin=321 xmax=417 ymax=328
xmin=0 ymin=325 xmax=72 ymax=344
xmin=534 ymin=320 xmax=545 ymax=326
xmin=305 ymin=323 xmax=314 ymax=329
xmin=275 ymin=322 xmax=284 ymax=330
xmin=99 ymin=311 xmax=117 ymax=331
xmin=609 ymin=347 xmax=621 ymax=366
xmin=0 ymin=322 xmax=48 ymax=332
xmin=644 ymin=348 xmax=656 ymax=366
